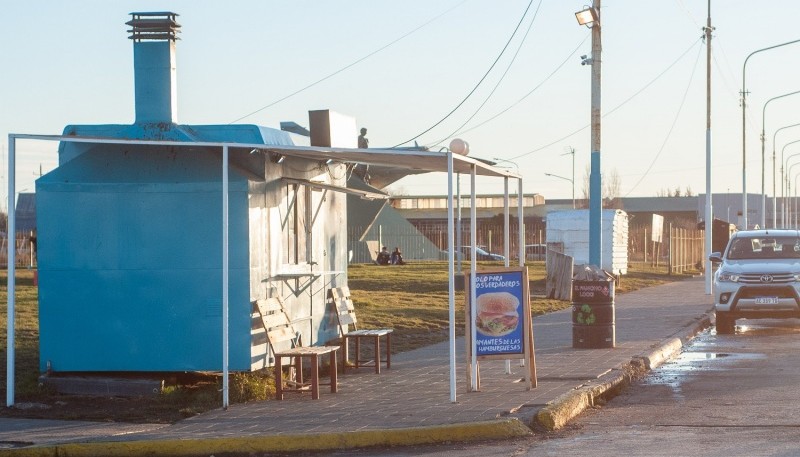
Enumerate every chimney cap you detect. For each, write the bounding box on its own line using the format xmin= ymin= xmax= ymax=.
xmin=127 ymin=12 xmax=181 ymax=42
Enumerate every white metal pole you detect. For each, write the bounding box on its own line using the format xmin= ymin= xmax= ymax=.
xmin=787 ymin=162 xmax=800 ymax=227
xmin=775 ymin=127 xmax=800 ymax=228
xmin=783 ymin=142 xmax=800 ymax=227
xmin=222 ymin=145 xmax=229 ymax=409
xmin=503 ymin=178 xmax=511 ymax=374
xmin=456 ymin=174 xmax=462 ymax=271
xmin=762 ymin=91 xmax=800 ymax=228
xmin=518 ymin=177 xmax=526 ymax=377
xmin=704 ymin=1 xmax=713 ymax=294
xmin=742 ymin=38 xmax=800 ymax=229
xmin=792 ymin=174 xmax=800 ymax=230
xmin=447 ymin=151 xmax=456 ymax=403
xmin=518 ymin=179 xmax=524 ymax=267
xmin=6 ymin=135 xmax=16 ymax=407
xmin=788 ymin=161 xmax=800 ymax=229
xmin=571 ymin=148 xmax=576 ymax=209
xmin=469 ymin=166 xmax=478 ymax=392
xmin=504 ymin=177 xmax=510 ymax=265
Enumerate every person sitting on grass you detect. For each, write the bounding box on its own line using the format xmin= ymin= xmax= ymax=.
xmin=390 ymin=247 xmax=405 ymax=265
xmin=376 ymin=246 xmax=391 ymax=265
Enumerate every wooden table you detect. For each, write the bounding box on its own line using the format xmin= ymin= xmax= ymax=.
xmin=274 ymin=346 xmax=339 ymax=400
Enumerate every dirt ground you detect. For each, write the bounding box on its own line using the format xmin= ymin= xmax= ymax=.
xmin=0 ymin=394 xmax=192 ymax=423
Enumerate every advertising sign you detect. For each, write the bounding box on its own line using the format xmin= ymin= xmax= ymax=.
xmin=465 ymin=267 xmax=536 ymax=390
xmin=472 ymin=270 xmax=525 ymax=357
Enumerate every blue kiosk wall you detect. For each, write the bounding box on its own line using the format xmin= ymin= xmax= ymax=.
xmin=37 ymin=144 xmax=252 ymax=372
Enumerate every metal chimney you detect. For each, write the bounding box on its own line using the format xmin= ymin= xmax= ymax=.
xmin=126 ymin=12 xmax=181 ymax=124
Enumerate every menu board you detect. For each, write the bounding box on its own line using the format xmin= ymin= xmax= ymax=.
xmin=465 ymin=267 xmax=536 ymax=390
xmin=472 ymin=270 xmax=525 ymax=356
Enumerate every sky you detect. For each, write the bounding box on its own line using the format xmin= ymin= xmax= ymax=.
xmin=2 ymin=1 xmax=800 ymax=204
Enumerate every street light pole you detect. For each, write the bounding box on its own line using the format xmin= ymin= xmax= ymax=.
xmin=741 ymin=37 xmax=800 ymax=229
xmin=544 ymin=173 xmax=575 ymax=209
xmin=795 ymin=173 xmax=800 ymax=228
xmin=775 ymin=125 xmax=800 ymax=226
xmin=786 ymin=160 xmax=800 ymax=228
xmin=782 ymin=141 xmax=800 ymax=227
xmin=761 ymin=90 xmax=800 ymax=228
xmin=562 ymin=147 xmax=576 ymax=209
xmin=575 ymin=1 xmax=602 ymax=266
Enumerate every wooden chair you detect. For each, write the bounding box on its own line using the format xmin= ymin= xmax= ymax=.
xmin=255 ymin=297 xmax=339 ymax=400
xmin=328 ymin=287 xmax=393 ymax=374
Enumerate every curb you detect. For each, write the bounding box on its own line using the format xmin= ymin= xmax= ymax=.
xmin=534 ymin=312 xmax=712 ymax=431
xmin=0 ymin=419 xmax=532 ymax=457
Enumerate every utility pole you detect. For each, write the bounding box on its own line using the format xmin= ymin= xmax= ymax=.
xmin=704 ymin=0 xmax=714 ymax=295
xmin=589 ymin=0 xmax=602 ymax=267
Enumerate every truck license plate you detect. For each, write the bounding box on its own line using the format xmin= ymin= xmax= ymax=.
xmin=755 ymin=297 xmax=779 ymax=305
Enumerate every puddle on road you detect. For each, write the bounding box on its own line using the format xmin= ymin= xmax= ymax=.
xmin=641 ymin=331 xmax=766 ymax=399
xmin=641 ymin=321 xmax=796 ymax=399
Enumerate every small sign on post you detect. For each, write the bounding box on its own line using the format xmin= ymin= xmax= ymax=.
xmin=465 ymin=267 xmax=536 ymax=391
xmin=651 ymin=214 xmax=664 ymax=267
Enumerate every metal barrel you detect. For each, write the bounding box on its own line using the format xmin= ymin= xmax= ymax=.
xmin=571 ymin=278 xmax=616 ymax=349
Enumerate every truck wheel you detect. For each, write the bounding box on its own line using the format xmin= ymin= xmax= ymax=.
xmin=716 ymin=312 xmax=735 ymax=335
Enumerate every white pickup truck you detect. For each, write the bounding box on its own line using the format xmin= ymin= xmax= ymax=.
xmin=709 ymin=229 xmax=800 ymax=334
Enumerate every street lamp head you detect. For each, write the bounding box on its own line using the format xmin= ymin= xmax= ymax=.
xmin=575 ymin=7 xmax=598 ymax=27
xmin=449 ymin=138 xmax=469 ymax=156
xmin=544 ymin=172 xmax=573 ymax=184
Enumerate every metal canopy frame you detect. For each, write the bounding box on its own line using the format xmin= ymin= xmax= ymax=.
xmin=6 ymin=133 xmax=524 ymax=408
xmin=281 ymin=177 xmax=389 ymax=201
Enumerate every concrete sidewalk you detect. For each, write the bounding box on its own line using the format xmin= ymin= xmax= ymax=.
xmin=0 ymin=278 xmax=713 ymax=456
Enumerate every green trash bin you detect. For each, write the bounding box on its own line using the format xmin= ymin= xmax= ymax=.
xmin=571 ymin=267 xmax=615 ymax=349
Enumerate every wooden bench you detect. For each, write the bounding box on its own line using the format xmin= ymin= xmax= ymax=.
xmin=256 ymin=297 xmax=339 ymax=400
xmin=328 ymin=287 xmax=393 ymax=374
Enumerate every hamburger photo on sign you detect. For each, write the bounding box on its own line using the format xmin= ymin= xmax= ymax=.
xmin=475 ymin=292 xmax=520 ymax=337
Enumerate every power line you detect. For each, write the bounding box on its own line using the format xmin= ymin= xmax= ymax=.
xmin=673 ymin=0 xmax=701 ymax=29
xmin=434 ymin=33 xmax=589 ymax=144
xmin=711 ymin=35 xmax=741 ymax=99
xmin=228 ymin=0 xmax=469 ymax=124
xmin=507 ymin=37 xmax=702 ymax=161
xmin=424 ymin=0 xmax=544 ymax=149
xmin=391 ymin=0 xmax=536 ymax=148
xmin=624 ymin=41 xmax=703 ymax=196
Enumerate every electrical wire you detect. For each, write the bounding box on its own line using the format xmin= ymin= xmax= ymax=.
xmin=673 ymin=0 xmax=701 ymax=29
xmin=424 ymin=0 xmax=544 ymax=149
xmin=712 ymin=52 xmax=738 ymax=100
xmin=507 ymin=37 xmax=702 ymax=161
xmin=391 ymin=0 xmax=536 ymax=148
xmin=228 ymin=0 xmax=469 ymax=124
xmin=435 ymin=33 xmax=589 ymax=144
xmin=624 ymin=41 xmax=703 ymax=197
xmin=711 ymin=35 xmax=741 ymax=98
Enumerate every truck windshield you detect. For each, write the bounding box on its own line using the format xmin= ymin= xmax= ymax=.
xmin=726 ymin=236 xmax=800 ymax=260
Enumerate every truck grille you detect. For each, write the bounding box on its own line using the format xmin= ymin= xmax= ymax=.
xmin=738 ymin=273 xmax=795 ymax=284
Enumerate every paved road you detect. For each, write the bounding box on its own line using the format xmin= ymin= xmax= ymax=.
xmin=548 ymin=319 xmax=800 ymax=456
xmin=348 ymin=318 xmax=800 ymax=456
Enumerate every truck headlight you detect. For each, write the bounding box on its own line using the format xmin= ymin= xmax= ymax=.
xmin=718 ymin=271 xmax=740 ymax=282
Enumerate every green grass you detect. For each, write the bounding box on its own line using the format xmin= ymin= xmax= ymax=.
xmin=348 ymin=261 xmax=695 ymax=353
xmin=0 ymin=261 xmax=696 ymax=422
